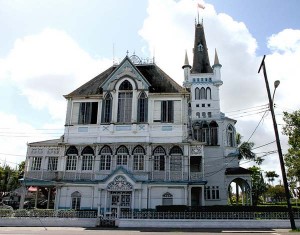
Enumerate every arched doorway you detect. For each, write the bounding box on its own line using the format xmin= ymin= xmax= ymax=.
xmin=106 ymin=175 xmax=133 ymax=217
xmin=228 ymin=178 xmax=251 ymax=205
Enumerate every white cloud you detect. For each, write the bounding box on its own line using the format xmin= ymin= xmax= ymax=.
xmin=140 ymin=0 xmax=300 ymax=180
xmin=0 ymin=112 xmax=60 ymax=167
xmin=0 ymin=28 xmax=112 ymax=122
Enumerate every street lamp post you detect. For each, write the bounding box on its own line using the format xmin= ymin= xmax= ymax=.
xmin=258 ymin=55 xmax=296 ymax=230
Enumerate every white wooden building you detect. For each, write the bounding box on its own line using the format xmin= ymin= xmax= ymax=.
xmin=21 ymin=22 xmax=251 ymax=213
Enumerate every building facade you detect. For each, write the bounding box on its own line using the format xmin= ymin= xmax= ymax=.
xmin=21 ymin=22 xmax=251 ymax=214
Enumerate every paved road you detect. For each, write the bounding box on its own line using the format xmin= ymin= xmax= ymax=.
xmin=0 ymin=227 xmax=299 ymax=235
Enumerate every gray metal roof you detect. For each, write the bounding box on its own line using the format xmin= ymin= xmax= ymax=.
xmin=65 ymin=62 xmax=185 ymax=98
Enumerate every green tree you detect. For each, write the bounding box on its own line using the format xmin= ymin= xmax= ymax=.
xmin=265 ymin=171 xmax=279 ymax=185
xmin=248 ymin=166 xmax=267 ymax=205
xmin=236 ymin=133 xmax=263 ymax=165
xmin=266 ymin=185 xmax=286 ymax=202
xmin=282 ymin=110 xmax=300 ymax=196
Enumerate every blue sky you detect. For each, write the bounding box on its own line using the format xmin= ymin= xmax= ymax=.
xmin=0 ymin=0 xmax=300 ymax=177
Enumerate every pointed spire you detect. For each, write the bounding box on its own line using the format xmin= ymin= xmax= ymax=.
xmin=214 ymin=48 xmax=220 ymax=65
xmin=182 ymin=50 xmax=191 ymax=69
xmin=213 ymin=48 xmax=222 ymax=69
xmin=191 ymin=23 xmax=213 ymax=74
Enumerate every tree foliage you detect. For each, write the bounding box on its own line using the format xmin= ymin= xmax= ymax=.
xmin=0 ymin=161 xmax=24 ymax=199
xmin=266 ymin=185 xmax=286 ymax=202
xmin=248 ymin=166 xmax=267 ymax=205
xmin=282 ymin=110 xmax=300 ymax=196
xmin=265 ymin=171 xmax=279 ymax=185
xmin=236 ymin=133 xmax=263 ymax=165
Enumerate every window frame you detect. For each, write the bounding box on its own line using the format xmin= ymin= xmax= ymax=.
xmin=31 ymin=156 xmax=42 ymax=171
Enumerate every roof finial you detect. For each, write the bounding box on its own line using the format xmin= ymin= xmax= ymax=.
xmin=126 ymin=50 xmax=129 ymax=56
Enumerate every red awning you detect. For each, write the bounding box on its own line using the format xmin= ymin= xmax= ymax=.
xmin=28 ymin=186 xmax=37 ymax=192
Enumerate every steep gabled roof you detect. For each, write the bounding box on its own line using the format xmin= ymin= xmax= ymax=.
xmin=65 ymin=66 xmax=116 ymax=98
xmin=191 ymin=23 xmax=213 ymax=74
xmin=64 ymin=60 xmax=185 ymax=98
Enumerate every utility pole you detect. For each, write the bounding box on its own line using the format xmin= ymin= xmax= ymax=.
xmin=258 ymin=55 xmax=296 ymax=230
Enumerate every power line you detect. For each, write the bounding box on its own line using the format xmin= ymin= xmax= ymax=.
xmin=246 ymin=110 xmax=268 ymax=142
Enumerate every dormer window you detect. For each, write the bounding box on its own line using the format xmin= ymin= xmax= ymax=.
xmin=197 ymin=43 xmax=203 ymax=52
xmin=117 ymin=80 xmax=133 ymax=123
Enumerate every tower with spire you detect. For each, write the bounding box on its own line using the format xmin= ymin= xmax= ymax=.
xmin=182 ymin=21 xmax=251 ymax=206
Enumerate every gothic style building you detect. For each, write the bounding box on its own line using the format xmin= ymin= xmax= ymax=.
xmin=21 ymin=22 xmax=251 ymax=213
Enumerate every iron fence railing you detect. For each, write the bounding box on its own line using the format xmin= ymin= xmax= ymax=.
xmin=0 ymin=209 xmax=300 ymax=220
xmin=120 ymin=211 xmax=300 ymax=220
xmin=0 ymin=209 xmax=97 ymax=218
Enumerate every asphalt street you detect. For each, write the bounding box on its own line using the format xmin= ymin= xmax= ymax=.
xmin=0 ymin=227 xmax=299 ymax=235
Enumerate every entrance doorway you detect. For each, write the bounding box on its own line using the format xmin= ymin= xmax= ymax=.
xmin=191 ymin=187 xmax=202 ymax=206
xmin=110 ymin=191 xmax=131 ymax=216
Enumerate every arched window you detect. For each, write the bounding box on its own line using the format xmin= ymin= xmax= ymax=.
xmin=209 ymin=121 xmax=218 ymax=146
xmin=116 ymin=146 xmax=129 ymax=166
xmin=71 ymin=191 xmax=81 ymax=210
xmin=133 ymin=146 xmax=145 ymax=171
xmin=200 ymin=87 xmax=206 ymax=99
xmin=169 ymin=146 xmax=183 ymax=155
xmin=227 ymin=125 xmax=235 ymax=147
xmin=101 ymin=93 xmax=112 ymax=123
xmin=81 ymin=146 xmax=94 ymax=171
xmin=66 ymin=146 xmax=78 ymax=155
xmin=206 ymin=87 xmax=212 ymax=99
xmin=137 ymin=92 xmax=148 ymax=123
xmin=200 ymin=122 xmax=209 ymax=143
xmin=162 ymin=192 xmax=173 ymax=205
xmin=196 ymin=112 xmax=200 ymax=118
xmin=195 ymin=87 xmax=200 ymax=100
xmin=169 ymin=146 xmax=183 ymax=172
xmin=100 ymin=146 xmax=112 ymax=171
xmin=153 ymin=146 xmax=165 ymax=171
xmin=117 ymin=80 xmax=133 ymax=123
xmin=66 ymin=146 xmax=78 ymax=171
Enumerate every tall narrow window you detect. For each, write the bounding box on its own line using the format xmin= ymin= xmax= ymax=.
xmin=195 ymin=87 xmax=200 ymax=100
xmin=200 ymin=122 xmax=209 ymax=143
xmin=48 ymin=157 xmax=58 ymax=171
xmin=100 ymin=146 xmax=112 ymax=171
xmin=210 ymin=121 xmax=218 ymax=146
xmin=81 ymin=146 xmax=94 ymax=171
xmin=153 ymin=146 xmax=165 ymax=171
xmin=116 ymin=146 xmax=129 ymax=166
xmin=206 ymin=87 xmax=212 ymax=99
xmin=227 ymin=125 xmax=235 ymax=147
xmin=78 ymin=102 xmax=98 ymax=124
xmin=137 ymin=92 xmax=148 ymax=123
xmin=200 ymin=87 xmax=206 ymax=99
xmin=117 ymin=80 xmax=133 ymax=123
xmin=31 ymin=157 xmax=42 ymax=171
xmin=169 ymin=146 xmax=183 ymax=172
xmin=133 ymin=146 xmax=145 ymax=171
xmin=161 ymin=101 xmax=174 ymax=123
xmin=66 ymin=146 xmax=78 ymax=171
xmin=101 ymin=93 xmax=112 ymax=123
xmin=71 ymin=191 xmax=81 ymax=210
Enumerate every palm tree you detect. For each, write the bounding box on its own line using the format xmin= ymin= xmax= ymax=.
xmin=265 ymin=171 xmax=279 ymax=185
xmin=236 ymin=133 xmax=262 ymax=164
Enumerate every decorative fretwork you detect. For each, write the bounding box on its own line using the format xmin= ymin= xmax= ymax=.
xmin=190 ymin=146 xmax=203 ymax=156
xmin=107 ymin=175 xmax=133 ymax=191
xmin=47 ymin=147 xmax=60 ymax=155
xmin=30 ymin=147 xmax=44 ymax=155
